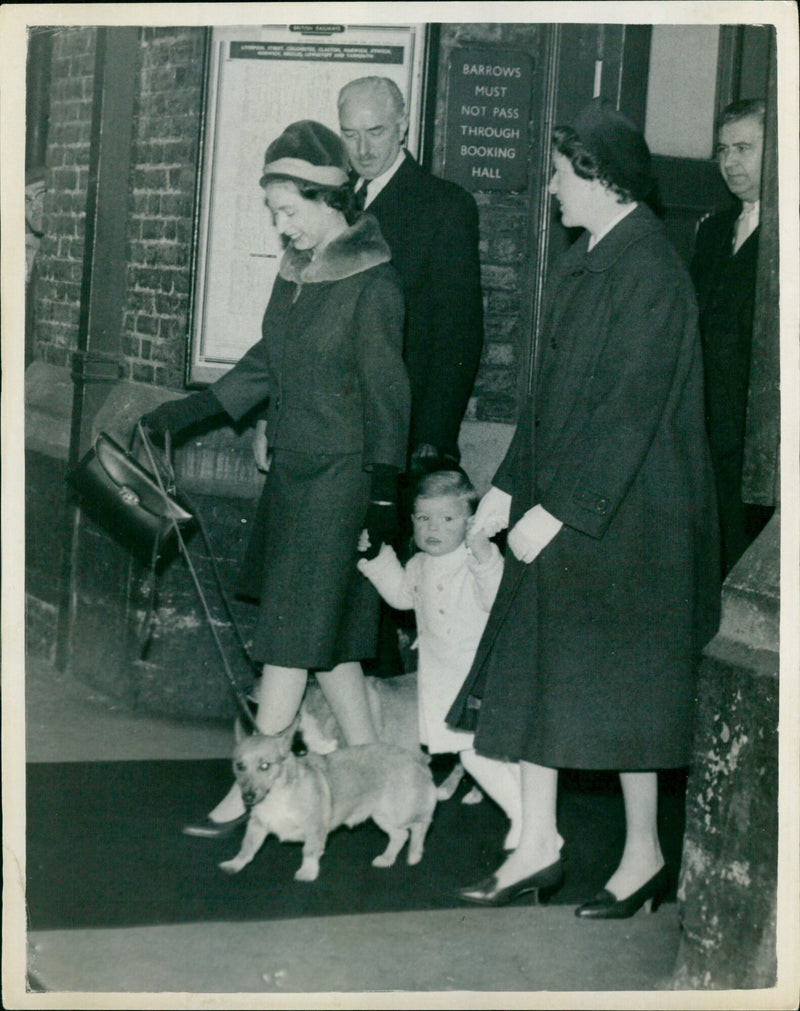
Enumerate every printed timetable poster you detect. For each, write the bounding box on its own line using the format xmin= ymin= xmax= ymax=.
xmin=190 ymin=24 xmax=427 ymax=383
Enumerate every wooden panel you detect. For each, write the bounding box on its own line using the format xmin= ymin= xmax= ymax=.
xmin=742 ymin=33 xmax=779 ymax=506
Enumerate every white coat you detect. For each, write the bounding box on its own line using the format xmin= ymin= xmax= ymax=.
xmin=358 ymin=542 xmax=503 ymax=753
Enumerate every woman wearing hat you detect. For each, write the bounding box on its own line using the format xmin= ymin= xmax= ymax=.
xmin=448 ymin=100 xmax=720 ymax=916
xmin=140 ymin=121 xmax=410 ymax=836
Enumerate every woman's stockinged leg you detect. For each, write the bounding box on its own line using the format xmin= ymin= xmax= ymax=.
xmin=316 ymin=661 xmax=377 ymax=745
xmin=460 ymin=750 xmax=522 ymax=849
xmin=604 ymin=771 xmax=665 ymax=900
xmin=206 ymin=665 xmax=308 ymax=823
xmin=482 ymin=760 xmax=563 ymax=889
xmin=252 ymin=665 xmax=309 ymax=734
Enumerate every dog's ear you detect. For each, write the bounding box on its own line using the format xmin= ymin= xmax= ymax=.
xmin=234 ymin=717 xmax=250 ymax=744
xmin=276 ymin=713 xmax=301 ymax=755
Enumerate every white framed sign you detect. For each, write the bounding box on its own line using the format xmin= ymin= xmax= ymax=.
xmin=188 ymin=23 xmax=428 ymax=384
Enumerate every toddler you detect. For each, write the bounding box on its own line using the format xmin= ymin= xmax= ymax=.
xmin=358 ymin=469 xmax=522 ymax=849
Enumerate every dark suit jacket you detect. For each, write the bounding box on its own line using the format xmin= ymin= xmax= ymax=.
xmin=365 ymin=153 xmax=484 ymax=460
xmin=690 ymin=205 xmax=764 ymax=572
xmin=690 ymin=206 xmax=759 ymax=458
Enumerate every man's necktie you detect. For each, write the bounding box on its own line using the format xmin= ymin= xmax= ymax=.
xmin=733 ymin=203 xmax=758 ymax=254
xmin=354 ymin=180 xmax=369 ymax=211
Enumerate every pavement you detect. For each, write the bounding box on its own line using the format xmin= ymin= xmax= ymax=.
xmin=9 ymin=654 xmax=691 ymax=1008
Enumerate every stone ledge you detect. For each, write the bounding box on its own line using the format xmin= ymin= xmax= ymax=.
xmin=24 ymin=361 xmax=73 ymax=461
xmin=717 ymin=513 xmax=780 ymax=654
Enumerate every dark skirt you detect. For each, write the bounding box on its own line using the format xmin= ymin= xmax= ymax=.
xmin=237 ymin=449 xmax=378 ymax=670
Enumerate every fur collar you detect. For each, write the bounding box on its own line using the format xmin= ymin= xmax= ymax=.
xmin=279 ymin=213 xmax=391 ymax=285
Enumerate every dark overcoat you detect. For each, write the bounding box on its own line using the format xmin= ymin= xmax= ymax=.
xmin=210 ymin=215 xmax=410 ymax=668
xmin=690 ymin=207 xmax=767 ymax=572
xmin=447 ymin=205 xmax=721 ymax=769
xmin=367 ymin=153 xmax=484 ymax=459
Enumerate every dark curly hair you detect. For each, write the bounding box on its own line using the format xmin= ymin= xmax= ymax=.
xmin=261 ymin=174 xmax=361 ymax=225
xmin=552 ymin=126 xmax=636 ymax=204
xmin=551 ymin=125 xmax=663 ymax=216
xmin=716 ymin=98 xmax=765 ymax=133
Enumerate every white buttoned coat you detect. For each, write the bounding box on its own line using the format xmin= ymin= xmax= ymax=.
xmin=358 ymin=542 xmax=503 ymax=753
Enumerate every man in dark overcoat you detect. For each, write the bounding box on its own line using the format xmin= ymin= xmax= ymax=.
xmin=337 ymin=76 xmax=484 ymax=472
xmin=690 ymin=98 xmax=773 ymax=576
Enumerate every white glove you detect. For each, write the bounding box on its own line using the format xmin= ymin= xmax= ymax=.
xmin=507 ymin=504 xmax=563 ymax=563
xmin=471 ymin=486 xmax=513 ymax=537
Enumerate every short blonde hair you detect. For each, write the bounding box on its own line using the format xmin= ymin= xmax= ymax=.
xmin=413 ymin=470 xmax=479 ymax=514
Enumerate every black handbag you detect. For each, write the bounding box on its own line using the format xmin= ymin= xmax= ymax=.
xmin=66 ymin=424 xmax=258 ymax=728
xmin=66 ymin=427 xmax=195 ymax=566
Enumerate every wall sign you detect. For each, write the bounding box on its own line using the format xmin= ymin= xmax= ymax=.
xmin=442 ymin=49 xmax=533 ymax=191
xmin=189 ymin=24 xmax=427 ymax=384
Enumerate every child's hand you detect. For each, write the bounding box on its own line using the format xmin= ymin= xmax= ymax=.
xmin=466 ymin=525 xmax=493 ymax=564
xmin=357 ymin=529 xmax=371 ymax=554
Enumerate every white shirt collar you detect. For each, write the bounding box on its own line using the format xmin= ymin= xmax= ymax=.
xmin=360 ymin=149 xmax=406 ymax=207
xmin=739 ymin=199 xmax=760 ymax=221
xmin=587 ymin=201 xmax=638 ymax=251
xmin=733 ymin=199 xmax=760 ymax=253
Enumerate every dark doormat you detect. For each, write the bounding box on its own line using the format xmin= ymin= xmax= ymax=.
xmin=26 ymin=759 xmax=686 ymax=929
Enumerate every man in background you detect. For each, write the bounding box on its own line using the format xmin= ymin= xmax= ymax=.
xmin=338 ymin=76 xmax=484 ymax=477
xmin=691 ymin=98 xmax=773 ymax=576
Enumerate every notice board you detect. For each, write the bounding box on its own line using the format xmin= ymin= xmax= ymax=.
xmin=189 ymin=24 xmax=427 ymax=384
xmin=441 ymin=49 xmax=533 ymax=192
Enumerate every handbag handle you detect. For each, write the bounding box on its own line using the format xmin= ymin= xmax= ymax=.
xmin=136 ymin=422 xmax=259 ymax=732
xmin=135 ymin=422 xmax=177 ymax=496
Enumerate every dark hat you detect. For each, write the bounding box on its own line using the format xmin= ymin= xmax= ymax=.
xmin=571 ymin=99 xmax=654 ymax=201
xmin=260 ymin=120 xmax=349 ymax=188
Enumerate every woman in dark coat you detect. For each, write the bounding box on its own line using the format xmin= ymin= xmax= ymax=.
xmin=141 ymin=121 xmax=410 ymax=835
xmin=448 ymin=101 xmax=720 ymax=916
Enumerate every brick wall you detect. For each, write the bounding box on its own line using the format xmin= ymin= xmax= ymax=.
xmin=34 ymin=27 xmax=96 ymax=368
xmin=32 ymin=26 xmax=205 ymax=387
xmin=124 ymin=27 xmax=206 ymax=387
xmin=32 ymin=24 xmax=539 ymax=423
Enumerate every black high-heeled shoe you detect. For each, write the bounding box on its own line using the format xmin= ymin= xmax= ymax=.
xmin=575 ymin=864 xmax=670 ymax=919
xmin=457 ymin=857 xmax=565 ymax=907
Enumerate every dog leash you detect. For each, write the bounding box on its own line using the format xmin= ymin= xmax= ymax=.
xmin=137 ymin=422 xmax=259 ymax=731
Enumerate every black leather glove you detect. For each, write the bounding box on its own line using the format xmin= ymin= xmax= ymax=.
xmin=360 ymin=465 xmax=399 ymax=560
xmin=139 ymin=388 xmax=223 ymax=445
